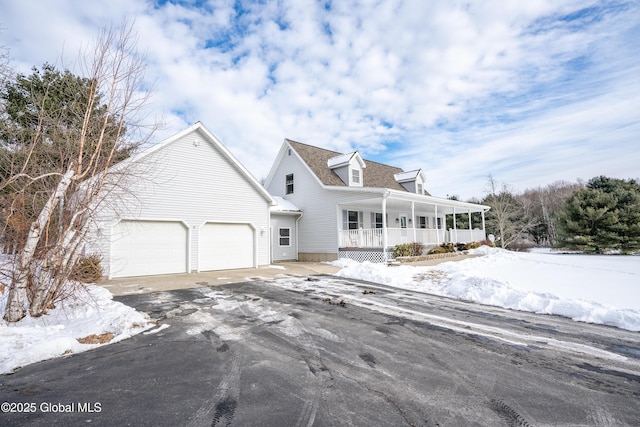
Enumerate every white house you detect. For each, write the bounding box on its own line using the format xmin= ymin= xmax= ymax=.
xmin=87 ymin=122 xmax=275 ymax=278
xmin=264 ymin=139 xmax=491 ymax=263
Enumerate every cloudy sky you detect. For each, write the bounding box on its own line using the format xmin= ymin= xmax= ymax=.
xmin=1 ymin=0 xmax=639 ymax=199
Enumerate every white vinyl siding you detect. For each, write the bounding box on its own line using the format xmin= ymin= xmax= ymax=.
xmin=90 ymin=127 xmax=271 ymax=277
xmin=270 ymin=214 xmax=298 ymax=261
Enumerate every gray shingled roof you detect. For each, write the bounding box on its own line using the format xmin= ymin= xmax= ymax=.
xmin=286 ymin=139 xmax=426 ymax=193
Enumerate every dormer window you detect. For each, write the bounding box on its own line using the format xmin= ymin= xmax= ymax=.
xmin=328 ymin=151 xmax=366 ymax=187
xmin=395 ymin=169 xmax=427 ymax=194
xmin=352 ymin=169 xmax=360 ymax=184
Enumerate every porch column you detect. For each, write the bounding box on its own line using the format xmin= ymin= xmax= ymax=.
xmin=336 ymin=205 xmax=342 ymax=249
xmin=411 ymin=201 xmax=416 ymax=242
xmin=469 ymin=209 xmax=472 ymax=238
xmin=435 ymin=204 xmax=440 ymax=244
xmin=382 ymin=193 xmax=388 ymax=260
xmin=453 ymin=206 xmax=457 ymax=242
xmin=481 ymin=209 xmax=486 ymax=238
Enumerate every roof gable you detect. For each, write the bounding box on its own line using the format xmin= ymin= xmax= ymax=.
xmin=124 ymin=122 xmax=275 ymax=204
xmin=286 ymin=139 xmax=412 ymax=192
xmin=327 ymin=151 xmax=366 ymax=169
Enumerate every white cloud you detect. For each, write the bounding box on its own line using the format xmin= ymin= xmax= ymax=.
xmin=1 ymin=0 xmax=638 ymax=199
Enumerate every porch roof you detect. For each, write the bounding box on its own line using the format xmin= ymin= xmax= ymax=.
xmin=332 ymin=187 xmax=490 ymax=214
xmin=271 ymin=196 xmax=302 ymax=214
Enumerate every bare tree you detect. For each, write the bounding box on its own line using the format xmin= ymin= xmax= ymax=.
xmin=1 ymin=22 xmax=155 ymax=322
xmin=519 ymin=180 xmax=583 ymax=246
xmin=483 ymin=175 xmax=539 ymax=249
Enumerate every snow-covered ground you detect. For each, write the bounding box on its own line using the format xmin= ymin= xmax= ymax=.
xmin=333 ymin=247 xmax=640 ymax=332
xmin=1 ymin=247 xmax=638 ymax=375
xmin=0 ymin=284 xmax=153 ymax=374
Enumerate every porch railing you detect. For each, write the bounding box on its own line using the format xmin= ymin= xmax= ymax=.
xmin=448 ymin=229 xmax=486 ymax=243
xmin=339 ymin=227 xmax=486 ymax=248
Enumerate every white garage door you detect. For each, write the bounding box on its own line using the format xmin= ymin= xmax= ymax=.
xmin=111 ymin=220 xmax=188 ymax=278
xmin=199 ymin=223 xmax=254 ymax=271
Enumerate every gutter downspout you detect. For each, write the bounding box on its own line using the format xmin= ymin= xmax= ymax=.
xmin=295 ymin=212 xmax=303 ymax=261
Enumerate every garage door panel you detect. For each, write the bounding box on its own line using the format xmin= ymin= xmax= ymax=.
xmin=199 ymin=223 xmax=254 ymax=271
xmin=111 ymin=220 xmax=188 ymax=278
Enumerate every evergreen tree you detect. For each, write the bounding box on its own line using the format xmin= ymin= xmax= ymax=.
xmin=0 ymin=64 xmax=134 ymax=253
xmin=557 ymin=176 xmax=640 ymax=253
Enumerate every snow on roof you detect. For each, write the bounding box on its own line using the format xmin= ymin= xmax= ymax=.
xmin=271 ymin=196 xmax=301 ymax=212
xmin=394 ymin=169 xmax=424 ymax=183
xmin=327 ymin=151 xmax=366 ymax=169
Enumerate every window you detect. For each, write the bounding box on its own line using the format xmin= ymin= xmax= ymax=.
xmin=417 ymin=216 xmax=427 ymax=229
xmin=436 ymin=217 xmax=442 ymax=229
xmin=348 ymin=210 xmax=359 ymax=229
xmin=417 ymin=183 xmax=423 ymax=194
xmin=279 ymin=228 xmax=291 ymax=246
xmin=374 ymin=212 xmax=384 ymax=228
xmin=351 ymin=169 xmax=360 ymax=184
xmin=285 ymin=174 xmax=294 ymax=194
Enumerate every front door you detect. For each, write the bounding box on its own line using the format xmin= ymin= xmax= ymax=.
xmin=399 ymin=214 xmax=408 ymax=237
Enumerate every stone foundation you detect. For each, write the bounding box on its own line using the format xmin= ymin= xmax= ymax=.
xmin=298 ymin=252 xmax=338 ymax=262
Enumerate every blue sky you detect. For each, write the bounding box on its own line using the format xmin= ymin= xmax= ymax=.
xmin=1 ymin=0 xmax=638 ymax=199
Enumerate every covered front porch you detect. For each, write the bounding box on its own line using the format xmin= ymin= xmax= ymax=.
xmin=339 ymin=227 xmax=487 ymax=248
xmin=337 ymin=190 xmax=489 ymax=262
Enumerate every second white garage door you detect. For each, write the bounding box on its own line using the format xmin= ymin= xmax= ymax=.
xmin=199 ymin=223 xmax=255 ymax=271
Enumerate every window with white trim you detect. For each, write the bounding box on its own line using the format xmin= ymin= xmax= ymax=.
xmin=417 ymin=183 xmax=423 ymax=194
xmin=279 ymin=228 xmax=291 ymax=246
xmin=347 ymin=211 xmax=359 ymax=229
xmin=285 ymin=174 xmax=294 ymax=194
xmin=374 ymin=212 xmax=384 ymax=228
xmin=417 ymin=216 xmax=427 ymax=229
xmin=351 ymin=168 xmax=360 ymax=184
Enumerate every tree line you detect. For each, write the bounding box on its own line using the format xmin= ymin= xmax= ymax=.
xmin=459 ymin=175 xmax=640 ymax=254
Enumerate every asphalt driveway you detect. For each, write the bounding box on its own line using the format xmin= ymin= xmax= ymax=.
xmin=1 ymin=275 xmax=639 ymax=426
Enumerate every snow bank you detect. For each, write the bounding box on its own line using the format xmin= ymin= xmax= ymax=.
xmin=333 ymin=248 xmax=640 ymax=332
xmin=0 ymin=283 xmax=153 ymax=374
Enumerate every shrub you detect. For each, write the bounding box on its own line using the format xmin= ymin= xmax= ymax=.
xmin=439 ymin=243 xmax=455 ymax=253
xmin=70 ymin=255 xmax=104 ymax=283
xmin=393 ymin=242 xmax=425 ymax=258
xmin=427 ymin=246 xmax=447 ymax=255
xmin=464 ymin=241 xmax=481 ymax=250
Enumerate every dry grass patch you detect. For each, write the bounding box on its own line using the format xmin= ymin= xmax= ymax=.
xmin=77 ymin=332 xmax=115 ymax=344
